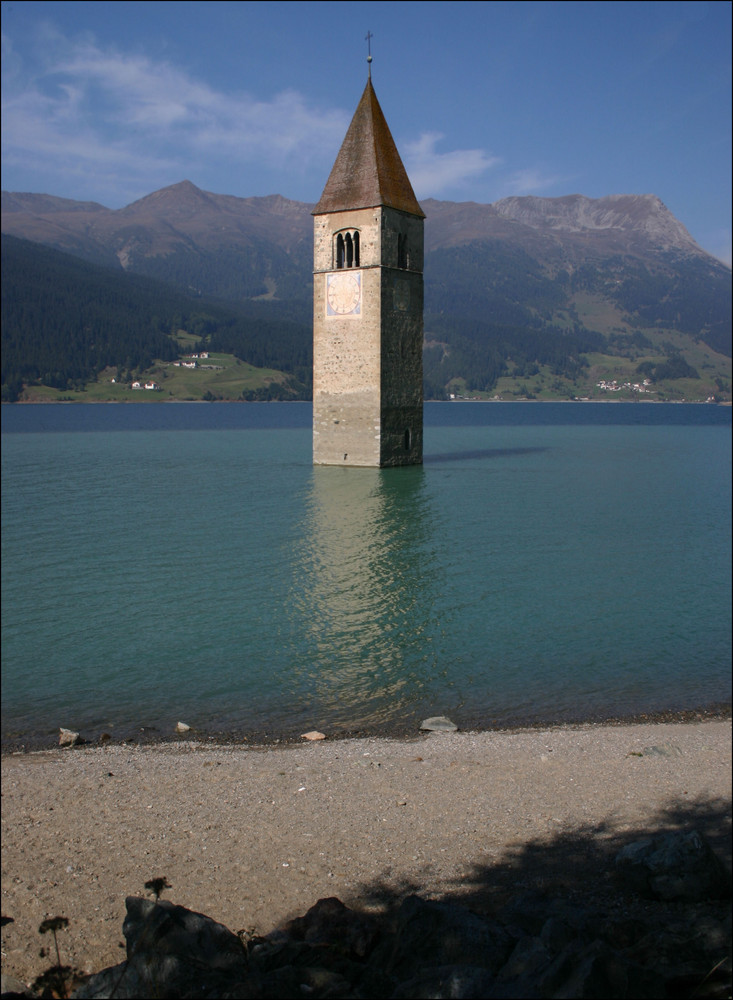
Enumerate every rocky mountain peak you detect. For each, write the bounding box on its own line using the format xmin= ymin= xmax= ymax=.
xmin=120 ymin=180 xmax=221 ymax=220
xmin=493 ymin=193 xmax=700 ymax=253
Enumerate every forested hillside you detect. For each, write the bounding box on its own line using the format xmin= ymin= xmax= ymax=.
xmin=2 ymin=236 xmax=175 ymax=399
xmin=1 ymin=235 xmax=311 ymax=401
xmin=422 ymin=241 xmax=604 ymax=396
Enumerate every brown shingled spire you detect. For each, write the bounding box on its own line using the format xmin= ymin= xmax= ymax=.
xmin=313 ymin=80 xmax=425 ymax=218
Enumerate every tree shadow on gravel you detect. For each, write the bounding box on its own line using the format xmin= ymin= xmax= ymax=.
xmin=352 ymin=794 xmax=732 ymax=915
xmin=340 ymin=794 xmax=732 ymax=997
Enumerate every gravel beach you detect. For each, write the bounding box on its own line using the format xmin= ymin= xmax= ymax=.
xmin=1 ymin=718 xmax=731 ymax=988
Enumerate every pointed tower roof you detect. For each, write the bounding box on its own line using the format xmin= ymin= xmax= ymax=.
xmin=313 ymin=80 xmax=425 ymax=218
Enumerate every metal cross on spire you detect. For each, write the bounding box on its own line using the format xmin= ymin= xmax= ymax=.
xmin=365 ymin=31 xmax=373 ymax=78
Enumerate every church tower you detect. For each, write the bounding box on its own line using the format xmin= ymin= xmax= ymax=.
xmin=312 ymin=76 xmax=425 ymax=467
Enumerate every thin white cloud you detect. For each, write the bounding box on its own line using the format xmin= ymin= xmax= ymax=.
xmin=1 ymin=27 xmax=348 ymax=204
xmin=403 ymin=132 xmax=500 ymax=198
xmin=503 ymin=167 xmax=570 ymax=196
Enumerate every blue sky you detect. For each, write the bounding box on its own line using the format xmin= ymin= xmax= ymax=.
xmin=2 ymin=0 xmax=731 ymax=263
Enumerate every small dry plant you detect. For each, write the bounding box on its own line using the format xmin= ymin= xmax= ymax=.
xmin=32 ymin=916 xmax=78 ymax=999
xmin=144 ymin=877 xmax=171 ymax=901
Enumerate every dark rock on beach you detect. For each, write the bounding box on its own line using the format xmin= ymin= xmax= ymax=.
xmin=71 ymin=898 xmax=250 ymax=999
xmin=615 ymin=830 xmax=731 ymax=902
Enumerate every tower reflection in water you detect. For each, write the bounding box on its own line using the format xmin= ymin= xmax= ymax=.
xmin=285 ymin=465 xmax=445 ymax=731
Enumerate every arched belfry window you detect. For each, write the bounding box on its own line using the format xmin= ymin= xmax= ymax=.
xmin=398 ymin=234 xmax=409 ymax=269
xmin=334 ymin=230 xmax=360 ymax=269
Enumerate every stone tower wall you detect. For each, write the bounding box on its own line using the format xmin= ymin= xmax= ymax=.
xmin=379 ymin=278 xmax=423 ymax=465
xmin=313 ymin=207 xmax=423 ymax=467
xmin=377 ymin=207 xmax=424 ymax=466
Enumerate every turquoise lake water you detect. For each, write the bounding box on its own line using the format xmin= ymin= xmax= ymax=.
xmin=1 ymin=402 xmax=730 ymax=746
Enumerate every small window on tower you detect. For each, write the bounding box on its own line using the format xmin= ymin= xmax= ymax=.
xmin=345 ymin=232 xmax=353 ymax=268
xmin=353 ymin=231 xmax=360 ymax=266
xmin=336 ymin=233 xmax=345 ymax=269
xmin=398 ymin=234 xmax=408 ymax=269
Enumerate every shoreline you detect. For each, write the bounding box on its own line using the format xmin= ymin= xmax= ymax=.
xmin=3 ymin=397 xmax=731 ymax=405
xmin=2 ymin=701 xmax=731 ymax=755
xmin=1 ymin=716 xmax=730 ymax=987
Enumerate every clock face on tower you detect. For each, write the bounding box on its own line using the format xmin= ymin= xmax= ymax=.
xmin=326 ymin=271 xmax=361 ymax=317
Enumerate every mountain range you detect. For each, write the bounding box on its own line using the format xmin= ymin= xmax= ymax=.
xmin=2 ymin=181 xmax=730 ymax=402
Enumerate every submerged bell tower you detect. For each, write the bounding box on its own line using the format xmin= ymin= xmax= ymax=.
xmin=312 ymin=60 xmax=424 ymax=467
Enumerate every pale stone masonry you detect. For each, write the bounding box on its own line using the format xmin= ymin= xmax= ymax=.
xmin=312 ymin=79 xmax=424 ymax=467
